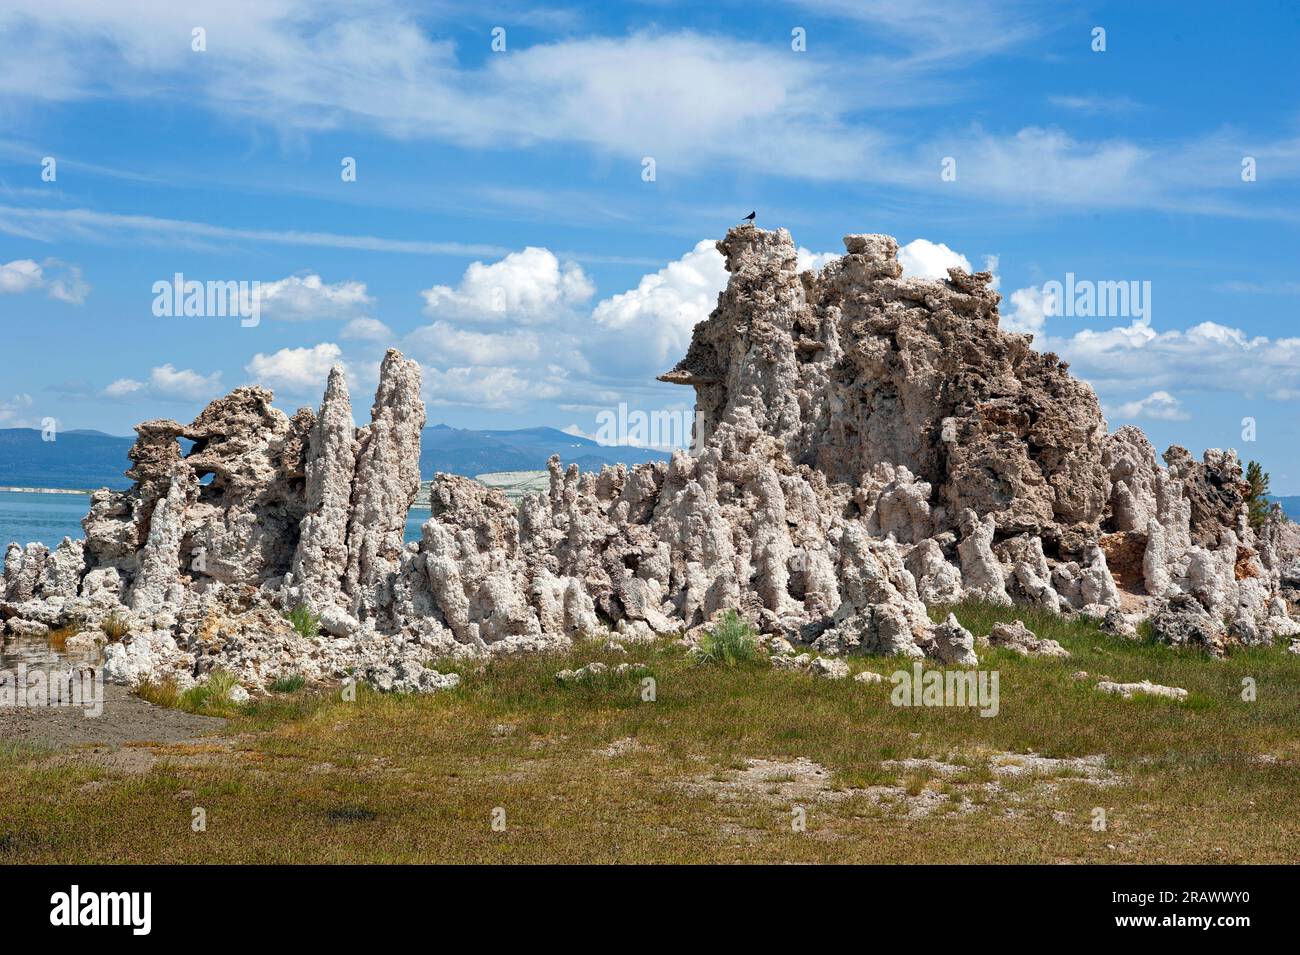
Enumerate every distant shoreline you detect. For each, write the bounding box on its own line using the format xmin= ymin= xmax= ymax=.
xmin=0 ymin=486 xmax=95 ymax=495
xmin=2 ymin=472 xmax=551 ymax=506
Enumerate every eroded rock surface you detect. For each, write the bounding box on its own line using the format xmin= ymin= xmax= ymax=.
xmin=7 ymin=226 xmax=1299 ymax=691
xmin=1096 ymin=680 xmax=1188 ymax=702
xmin=986 ymin=620 xmax=1071 ymax=659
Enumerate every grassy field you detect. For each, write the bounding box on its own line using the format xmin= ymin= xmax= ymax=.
xmin=1 ymin=601 xmax=1297 ymax=863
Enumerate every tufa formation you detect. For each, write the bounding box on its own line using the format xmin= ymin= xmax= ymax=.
xmin=5 ymin=226 xmax=1299 ymax=691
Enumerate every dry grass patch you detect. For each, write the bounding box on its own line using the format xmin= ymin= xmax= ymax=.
xmin=0 ymin=607 xmax=1297 ymax=863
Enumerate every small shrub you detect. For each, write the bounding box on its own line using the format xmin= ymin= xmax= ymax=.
xmin=46 ymin=620 xmax=81 ymax=652
xmin=205 ymin=668 xmax=239 ymax=702
xmin=100 ymin=611 xmax=130 ymax=642
xmin=691 ymin=610 xmax=759 ymax=667
xmin=285 ymin=604 xmax=322 ymax=640
xmin=270 ymin=673 xmax=305 ymax=693
xmin=177 ymin=668 xmax=243 ymax=713
xmin=136 ymin=677 xmax=182 ymax=709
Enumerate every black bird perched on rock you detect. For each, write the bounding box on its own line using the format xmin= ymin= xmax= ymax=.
xmin=742 ymin=210 xmax=756 ymax=224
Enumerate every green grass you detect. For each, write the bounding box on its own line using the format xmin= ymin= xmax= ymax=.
xmin=1 ymin=601 xmax=1298 ymax=863
xmin=929 ymin=599 xmax=1104 ymax=648
xmin=270 ymin=674 xmax=306 ymax=693
xmin=140 ymin=669 xmax=249 ymax=717
xmin=285 ymin=604 xmax=322 ymax=640
xmin=690 ymin=610 xmax=760 ymax=667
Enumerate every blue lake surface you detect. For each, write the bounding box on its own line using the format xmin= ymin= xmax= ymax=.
xmin=404 ymin=510 xmax=428 ymax=543
xmin=0 ymin=490 xmax=91 ymax=548
xmin=0 ymin=489 xmax=429 ymax=549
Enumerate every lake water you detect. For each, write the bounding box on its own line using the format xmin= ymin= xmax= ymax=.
xmin=0 ymin=489 xmax=429 ymax=549
xmin=404 ymin=509 xmax=428 ymax=543
xmin=0 ymin=490 xmax=92 ymax=549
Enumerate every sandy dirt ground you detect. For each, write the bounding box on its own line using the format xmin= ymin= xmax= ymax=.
xmin=0 ymin=683 xmax=225 ymax=749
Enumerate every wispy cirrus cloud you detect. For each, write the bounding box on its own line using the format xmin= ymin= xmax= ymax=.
xmin=1213 ymin=279 xmax=1300 ymax=295
xmin=0 ymin=3 xmax=887 ymax=178
xmin=1047 ymin=94 xmax=1143 ymax=115
xmin=789 ymin=0 xmax=1039 ymax=63
xmin=0 ymin=204 xmax=508 ymax=257
xmin=2 ymin=2 xmax=1297 ymax=216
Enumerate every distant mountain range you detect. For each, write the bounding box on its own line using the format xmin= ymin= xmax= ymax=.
xmin=0 ymin=428 xmax=137 ymax=490
xmin=0 ymin=425 xmax=671 ymax=490
xmin=420 ymin=424 xmax=669 ymax=475
xmin=6 ymin=425 xmax=1300 ymax=521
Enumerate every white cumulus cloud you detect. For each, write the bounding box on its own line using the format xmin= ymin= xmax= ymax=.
xmin=999 ymin=282 xmax=1300 ymax=409
xmin=1002 ymin=284 xmax=1057 ymax=336
xmin=421 ymin=247 xmax=594 ymax=325
xmin=591 ymin=239 xmax=727 ymax=367
xmin=245 ymin=343 xmax=343 ymax=395
xmin=0 ymin=259 xmax=43 ymax=294
xmin=897 ymin=239 xmax=972 ymax=279
xmin=256 ymin=274 xmax=372 ymax=321
xmin=797 ymin=248 xmax=842 ymax=273
xmin=589 ymin=240 xmax=838 ymax=374
xmin=1107 ymin=391 xmax=1190 ymax=422
xmin=1047 ymin=319 xmax=1300 ymax=400
xmin=340 ymin=317 xmax=394 ymax=341
xmin=0 ymin=393 xmax=37 ymax=427
xmin=0 ymin=257 xmax=89 ymax=303
xmin=423 ymin=365 xmax=562 ymax=410
xmin=102 ymin=364 xmax=222 ymax=402
xmin=408 ymin=321 xmax=541 ymax=366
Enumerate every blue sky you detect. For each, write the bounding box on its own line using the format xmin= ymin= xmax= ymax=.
xmin=2 ymin=1 xmax=1300 ymax=486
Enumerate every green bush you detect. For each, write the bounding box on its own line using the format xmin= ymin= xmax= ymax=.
xmin=691 ymin=610 xmax=759 ymax=667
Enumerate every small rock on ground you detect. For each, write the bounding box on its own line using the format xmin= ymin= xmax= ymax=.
xmin=1096 ymin=680 xmax=1188 ymax=701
